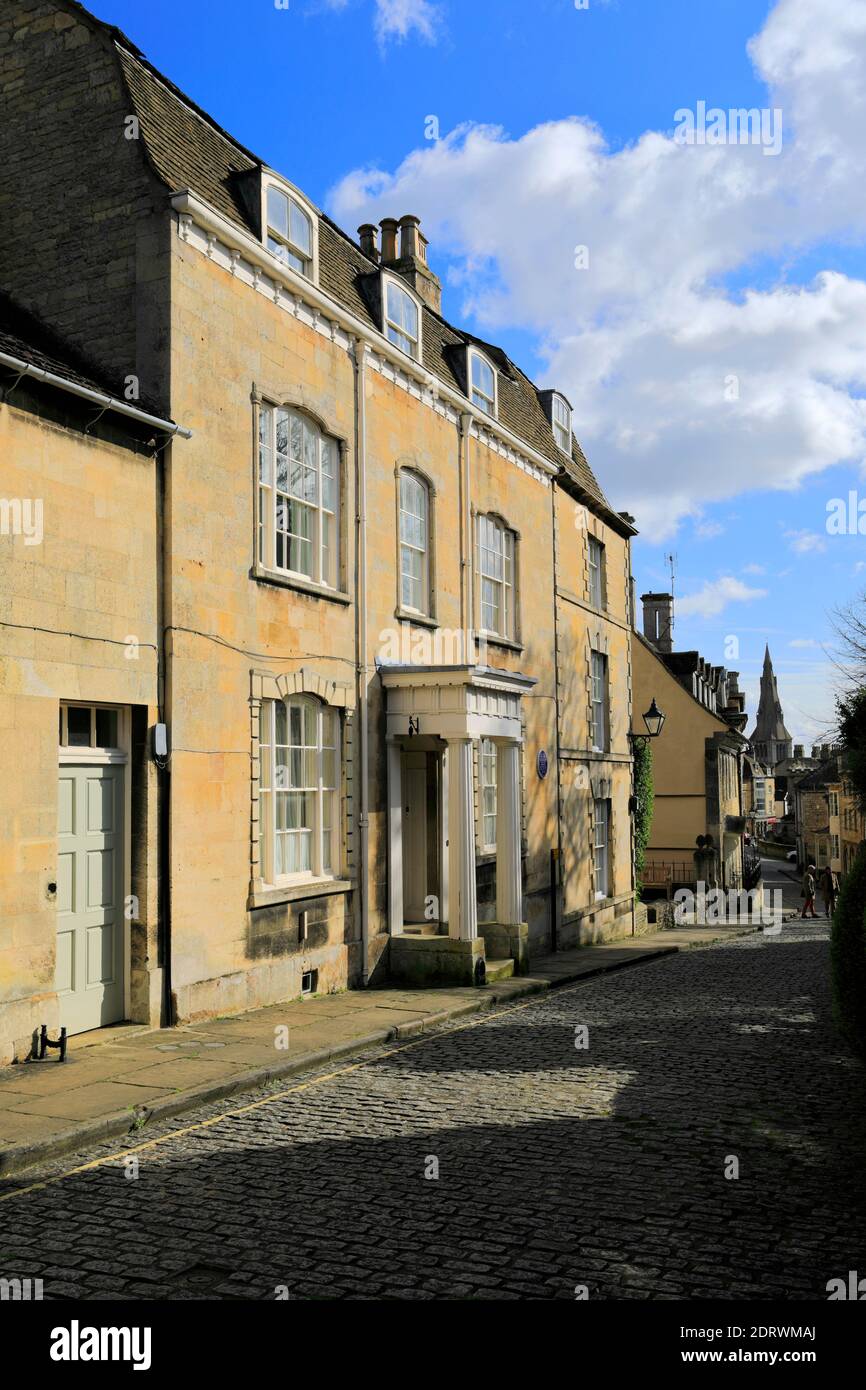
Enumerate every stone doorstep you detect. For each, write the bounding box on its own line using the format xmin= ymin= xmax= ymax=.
xmin=0 ymin=931 xmax=730 ymax=1180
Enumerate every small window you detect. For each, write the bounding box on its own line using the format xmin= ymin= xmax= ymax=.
xmin=59 ymin=704 xmax=120 ymax=749
xmin=399 ymin=470 xmax=430 ymax=615
xmin=258 ymin=404 xmax=339 ymax=588
xmin=552 ymin=395 xmax=572 ymax=452
xmin=476 ymin=514 xmax=516 ymax=641
xmin=384 ymin=279 xmax=420 ymax=359
xmin=588 ymin=536 xmax=606 ymax=610
xmin=593 ymin=798 xmax=610 ymax=901
xmin=469 ymin=350 xmax=496 ymax=417
xmin=481 ymin=739 xmax=498 ymax=851
xmin=590 ymin=650 xmax=609 ymax=752
xmin=266 ymin=184 xmax=314 ymax=277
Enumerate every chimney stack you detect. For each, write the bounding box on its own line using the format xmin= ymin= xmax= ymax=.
xmin=641 ymin=592 xmax=673 ymax=654
xmin=376 ymin=213 xmax=442 ymax=314
xmin=794 ymin=744 xmax=804 ymax=759
xmin=358 ymin=223 xmax=379 ymax=262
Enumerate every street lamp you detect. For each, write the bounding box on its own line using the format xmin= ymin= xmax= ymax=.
xmin=628 ymin=697 xmax=665 ymax=817
xmin=630 ymin=698 xmax=666 ymax=749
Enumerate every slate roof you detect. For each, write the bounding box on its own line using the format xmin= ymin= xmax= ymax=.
xmin=108 ymin=26 xmax=628 ymax=530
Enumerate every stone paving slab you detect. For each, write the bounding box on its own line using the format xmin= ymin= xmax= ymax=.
xmin=0 ymin=924 xmax=763 ymax=1178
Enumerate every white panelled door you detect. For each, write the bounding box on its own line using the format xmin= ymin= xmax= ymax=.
xmin=56 ymin=764 xmax=125 ymax=1034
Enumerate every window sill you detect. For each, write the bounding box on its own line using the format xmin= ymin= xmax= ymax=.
xmin=395 ymin=606 xmax=438 ymax=630
xmin=249 ymin=878 xmax=353 ymax=909
xmin=478 ymin=632 xmax=524 ymax=655
xmin=251 ymin=563 xmax=351 ymax=605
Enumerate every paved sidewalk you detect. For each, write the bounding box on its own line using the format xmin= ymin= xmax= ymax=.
xmin=0 ymin=922 xmax=768 ymax=1178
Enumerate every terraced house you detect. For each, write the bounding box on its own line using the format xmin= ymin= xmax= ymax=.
xmin=0 ymin=0 xmax=637 ymax=1063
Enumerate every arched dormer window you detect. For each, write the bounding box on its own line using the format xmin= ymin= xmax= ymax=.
xmin=551 ymin=393 xmax=572 ymax=452
xmin=468 ymin=348 xmax=497 ymax=418
xmin=263 ymin=177 xmax=317 ymax=280
xmin=383 ymin=276 xmax=421 ymax=360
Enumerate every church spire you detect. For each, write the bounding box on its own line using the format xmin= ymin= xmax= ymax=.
xmin=750 ymin=646 xmax=793 ymax=768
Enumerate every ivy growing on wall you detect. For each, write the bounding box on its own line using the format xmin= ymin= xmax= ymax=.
xmin=633 ymin=739 xmax=655 ymax=901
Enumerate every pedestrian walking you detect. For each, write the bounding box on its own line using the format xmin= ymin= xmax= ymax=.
xmin=801 ymin=864 xmax=818 ymax=919
xmin=819 ymin=865 xmax=837 ymax=918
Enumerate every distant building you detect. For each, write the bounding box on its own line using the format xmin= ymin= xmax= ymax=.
xmin=631 ymin=592 xmax=748 ymax=892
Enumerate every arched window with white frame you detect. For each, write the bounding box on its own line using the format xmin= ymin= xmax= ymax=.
xmin=264 ymin=181 xmax=315 ymax=278
xmin=468 ymin=349 xmax=497 ymax=418
xmin=476 ymin=513 xmax=517 ymax=641
xmin=398 ymin=468 xmax=431 ymax=615
xmin=383 ymin=277 xmax=421 ymax=359
xmin=258 ymin=403 xmax=339 ymax=588
xmin=258 ymin=696 xmax=340 ymax=884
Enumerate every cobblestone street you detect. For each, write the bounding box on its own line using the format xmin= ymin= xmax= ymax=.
xmin=2 ymin=922 xmax=865 ymax=1301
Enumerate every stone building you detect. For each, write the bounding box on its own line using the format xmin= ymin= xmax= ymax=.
xmin=631 ymin=593 xmax=748 ymax=890
xmin=793 ymin=758 xmax=839 ymax=872
xmin=0 ymin=0 xmax=637 ymax=1062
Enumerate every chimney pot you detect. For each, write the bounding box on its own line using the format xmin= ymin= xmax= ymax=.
xmin=399 ymin=214 xmax=425 ymax=262
xmin=379 ymin=217 xmax=399 ymax=262
xmin=358 ymin=223 xmax=379 ymax=262
xmin=794 ymin=744 xmax=804 ymax=759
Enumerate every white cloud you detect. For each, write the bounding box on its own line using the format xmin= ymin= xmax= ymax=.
xmin=374 ymin=0 xmax=440 ymax=45
xmin=694 ymin=518 xmax=725 ymax=539
xmin=785 ymin=528 xmax=827 ymax=553
xmin=320 ymin=0 xmax=440 ymax=46
xmin=789 ymin=637 xmax=819 ymax=647
xmin=676 ymin=576 xmax=768 ymax=620
xmin=329 ymin=0 xmax=866 ymax=538
xmin=743 ymin=562 xmax=766 ymax=575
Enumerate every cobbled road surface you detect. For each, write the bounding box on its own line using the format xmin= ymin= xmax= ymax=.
xmin=2 ymin=922 xmax=865 ymax=1300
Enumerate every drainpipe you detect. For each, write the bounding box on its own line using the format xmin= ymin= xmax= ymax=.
xmin=353 ymin=338 xmax=370 ymax=985
xmin=550 ymin=478 xmax=563 ymax=952
xmin=156 ymin=439 xmax=174 ymax=1026
xmin=458 ymin=412 xmax=474 ymax=656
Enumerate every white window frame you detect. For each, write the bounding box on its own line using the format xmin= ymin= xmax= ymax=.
xmin=258 ymin=403 xmax=340 ymax=589
xmin=593 ymin=797 xmax=610 ymax=901
xmin=262 ymin=175 xmax=318 ymax=281
xmin=476 ymin=513 xmax=517 ymax=642
xmin=552 ymin=393 xmax=572 ymax=452
xmin=480 ymin=738 xmax=498 ymax=852
xmin=398 ymin=469 xmax=431 ymax=616
xmin=382 ymin=275 xmax=422 ymax=361
xmin=258 ymin=696 xmax=340 ymax=887
xmin=468 ymin=348 xmax=497 ymax=418
xmin=59 ymin=702 xmax=126 ymax=755
xmin=588 ymin=535 xmax=606 ymax=610
xmin=590 ymin=650 xmax=609 ymax=753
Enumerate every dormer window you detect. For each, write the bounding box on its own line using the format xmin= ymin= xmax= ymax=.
xmin=552 ymin=394 xmax=572 ymax=452
xmin=384 ymin=278 xmax=421 ymax=359
xmin=265 ymin=182 xmax=314 ymax=278
xmin=469 ymin=350 xmax=497 ymax=417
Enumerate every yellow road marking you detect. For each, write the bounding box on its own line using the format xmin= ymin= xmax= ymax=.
xmin=0 ymin=983 xmax=564 ymax=1204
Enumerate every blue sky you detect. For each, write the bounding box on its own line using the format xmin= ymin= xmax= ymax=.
xmin=93 ymin=0 xmax=866 ymax=744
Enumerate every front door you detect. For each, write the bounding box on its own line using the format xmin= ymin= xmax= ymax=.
xmin=402 ymin=751 xmax=428 ymax=922
xmin=56 ymin=764 xmax=125 ymax=1034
